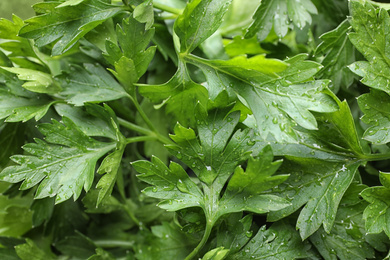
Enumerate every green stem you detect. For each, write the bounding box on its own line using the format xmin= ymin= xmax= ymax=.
xmin=122 ymin=203 xmax=141 ymax=226
xmin=184 ymin=222 xmax=213 ymax=260
xmin=360 ymin=153 xmax=390 ymax=162
xmin=94 ymin=239 xmax=134 ymax=248
xmin=118 ymin=118 xmax=151 ymax=136
xmin=126 ymin=94 xmax=157 ymax=133
xmin=153 ymin=1 xmax=182 ymax=15
xmin=126 ymin=136 xmax=157 ymax=144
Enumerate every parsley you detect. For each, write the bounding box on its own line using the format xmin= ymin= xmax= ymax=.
xmin=1 ymin=0 xmax=390 ymax=259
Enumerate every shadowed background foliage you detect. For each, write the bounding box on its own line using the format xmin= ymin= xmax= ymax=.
xmin=0 ymin=0 xmax=40 ymax=20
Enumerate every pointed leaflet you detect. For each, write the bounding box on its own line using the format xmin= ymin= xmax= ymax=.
xmin=104 ymin=16 xmax=156 ymax=91
xmin=348 ymin=0 xmax=390 ymax=94
xmin=245 ymin=0 xmax=317 ymax=40
xmin=138 ymin=62 xmax=208 ymax=127
xmin=1 ymin=67 xmax=61 ymax=94
xmin=19 ymin=0 xmax=124 ymax=56
xmin=218 ymin=146 xmax=290 ymax=216
xmin=185 ymin=54 xmax=338 ymax=142
xmin=360 ymin=172 xmax=390 ymax=237
xmin=0 ymin=15 xmax=36 ymax=58
xmin=315 ymin=19 xmax=356 ymax=92
xmin=268 ymin=158 xmax=360 ymax=240
xmin=227 ymin=222 xmax=313 ymax=259
xmin=56 ymin=63 xmax=128 ymax=106
xmin=174 ymin=0 xmax=232 ymax=53
xmin=0 ymin=117 xmax=116 ymax=204
xmin=358 ymin=90 xmax=390 ymax=145
xmin=309 ymin=185 xmax=387 ymax=260
xmin=132 ymin=156 xmax=204 ymax=211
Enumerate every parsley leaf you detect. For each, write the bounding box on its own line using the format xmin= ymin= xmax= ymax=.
xmin=19 ymin=0 xmax=124 ymax=56
xmin=0 ymin=117 xmax=116 ymax=204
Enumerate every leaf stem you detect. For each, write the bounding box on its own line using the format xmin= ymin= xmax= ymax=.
xmin=153 ymin=1 xmax=182 ymax=15
xmin=118 ymin=118 xmax=151 ymax=135
xmin=184 ymin=222 xmax=213 ymax=260
xmin=126 ymin=136 xmax=157 ymax=144
xmin=127 ymin=94 xmax=157 ymax=133
xmin=360 ymin=153 xmax=390 ymax=162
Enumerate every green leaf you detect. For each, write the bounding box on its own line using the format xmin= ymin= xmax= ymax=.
xmin=138 ymin=62 xmax=208 ymax=127
xmin=0 ymin=117 xmax=116 ymax=204
xmin=1 ymin=67 xmax=61 ymax=94
xmin=186 ymin=54 xmax=338 ymax=142
xmin=0 ymin=194 xmax=33 ymax=237
xmin=348 ymin=0 xmax=390 ymax=94
xmin=310 ymin=200 xmax=382 ymax=260
xmin=218 ymin=146 xmax=290 ymax=215
xmin=360 ymin=176 xmax=390 ymax=237
xmin=202 ymin=247 xmax=229 ymax=260
xmin=19 ymin=0 xmax=124 ymax=56
xmin=174 ymin=0 xmax=233 ymax=53
xmin=54 ymin=103 xmax=117 ymax=140
xmin=358 ymin=90 xmax=390 ymax=144
xmin=135 ymin=222 xmax=197 ymax=260
xmin=224 ymin=36 xmax=268 ymax=57
xmin=268 ymin=158 xmax=360 ymax=239
xmin=315 ymin=19 xmax=356 ymax=92
xmin=245 ymin=0 xmax=317 ymax=40
xmin=0 ymin=15 xmax=36 ymax=58
xmin=0 ymin=123 xmax=24 ymax=168
xmin=227 ymin=222 xmax=313 ymax=259
xmin=133 ymin=156 xmax=204 ymax=211
xmin=56 ymin=63 xmax=129 ymax=106
xmin=104 ymin=16 xmax=156 ymax=91
xmin=133 ymin=0 xmax=154 ymax=30
xmin=15 ymin=239 xmax=56 ymax=260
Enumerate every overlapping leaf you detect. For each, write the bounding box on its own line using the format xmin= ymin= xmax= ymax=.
xmin=138 ymin=62 xmax=208 ymax=127
xmin=245 ymin=0 xmax=317 ymax=40
xmin=104 ymin=16 xmax=156 ymax=92
xmin=360 ymin=172 xmax=390 ymax=238
xmin=268 ymin=158 xmax=360 ymax=239
xmin=56 ymin=63 xmax=129 ymax=106
xmin=227 ymin=222 xmax=313 ymax=259
xmin=174 ymin=0 xmax=233 ymax=53
xmin=315 ymin=19 xmax=356 ymax=92
xmin=348 ymin=0 xmax=390 ymax=94
xmin=19 ymin=0 xmax=124 ymax=56
xmin=358 ymin=90 xmax=390 ymax=144
xmin=0 ymin=117 xmax=116 ymax=204
xmin=185 ymin=54 xmax=338 ymax=142
xmin=310 ymin=184 xmax=388 ymax=260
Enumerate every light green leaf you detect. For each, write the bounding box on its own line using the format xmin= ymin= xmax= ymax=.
xmin=268 ymin=158 xmax=360 ymax=239
xmin=358 ymin=90 xmax=390 ymax=145
xmin=348 ymin=0 xmax=390 ymax=94
xmin=0 ymin=194 xmax=33 ymax=237
xmin=57 ymin=0 xmax=85 ymax=8
xmin=315 ymin=19 xmax=356 ymax=92
xmin=15 ymin=239 xmax=56 ymax=260
xmin=133 ymin=0 xmax=154 ymax=30
xmin=245 ymin=0 xmax=317 ymax=40
xmin=227 ymin=222 xmax=313 ymax=259
xmin=202 ymin=247 xmax=229 ymax=260
xmin=0 ymin=89 xmax=54 ymax=122
xmin=56 ymin=63 xmax=129 ymax=106
xmin=174 ymin=0 xmax=233 ymax=53
xmin=19 ymin=0 xmax=124 ymax=56
xmin=224 ymin=36 xmax=268 ymax=57
xmin=1 ymin=67 xmax=61 ymax=94
xmin=0 ymin=117 xmax=116 ymax=204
